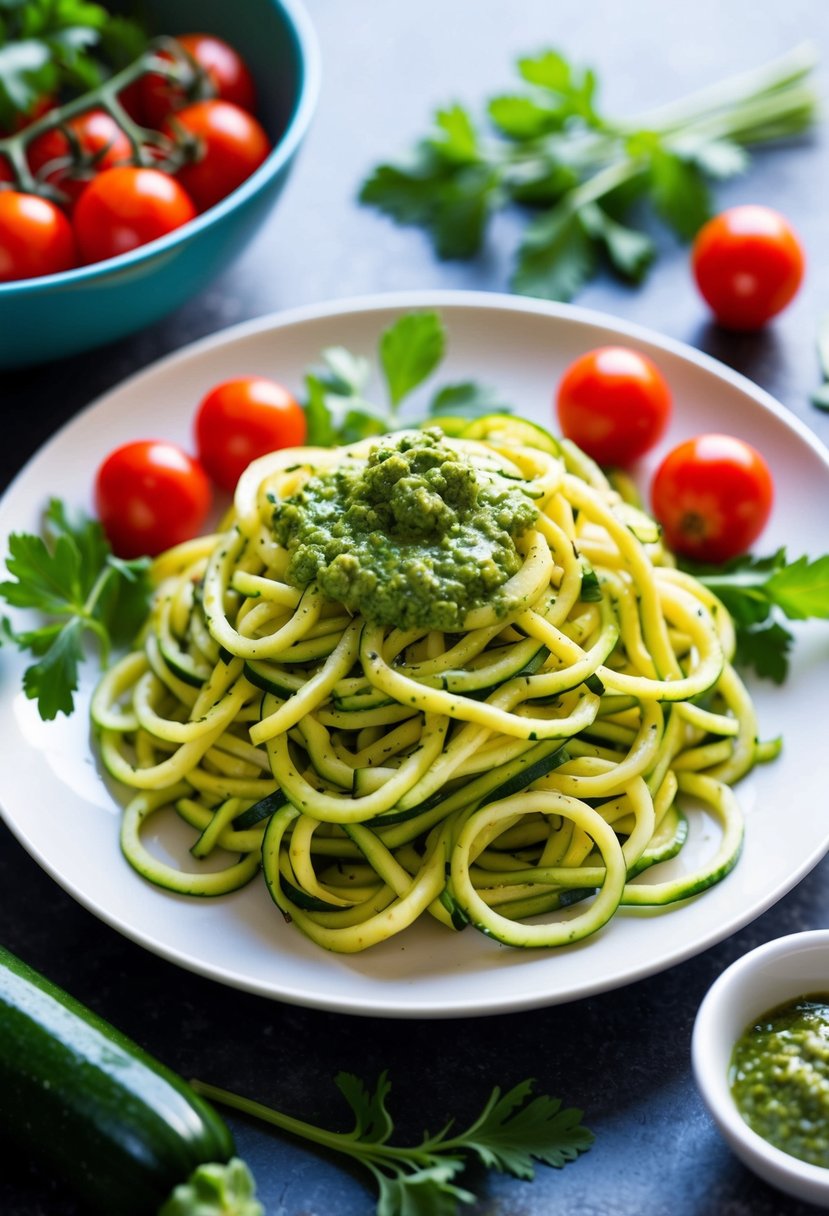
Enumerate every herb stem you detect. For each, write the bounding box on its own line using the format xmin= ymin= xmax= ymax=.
xmin=191 ymin=1080 xmax=433 ymax=1169
xmin=619 ymin=40 xmax=818 ymax=137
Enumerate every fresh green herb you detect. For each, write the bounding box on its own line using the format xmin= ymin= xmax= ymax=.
xmin=360 ymin=43 xmax=818 ymax=301
xmin=0 ymin=0 xmax=145 ymax=130
xmin=193 ymin=1072 xmax=593 ymax=1216
xmin=811 ymin=314 xmax=829 ymax=411
xmin=159 ymin=1159 xmax=263 ymax=1216
xmin=682 ymin=548 xmax=829 ymax=683
xmin=303 ymin=310 xmax=511 ymax=445
xmin=0 ymin=498 xmax=152 ymax=719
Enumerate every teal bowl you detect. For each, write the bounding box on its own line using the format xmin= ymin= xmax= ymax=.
xmin=0 ymin=0 xmax=319 ymax=369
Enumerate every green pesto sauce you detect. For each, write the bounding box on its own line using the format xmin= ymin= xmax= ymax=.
xmin=730 ymin=994 xmax=829 ymax=1168
xmin=272 ymin=430 xmax=538 ymax=630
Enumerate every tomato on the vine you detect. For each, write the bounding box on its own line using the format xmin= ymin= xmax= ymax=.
xmin=691 ymin=205 xmax=805 ymax=331
xmin=0 ymin=191 xmax=77 ymax=281
xmin=72 ymin=166 xmax=196 ymax=263
xmin=27 ymin=109 xmax=132 ymax=209
xmin=95 ymin=440 xmax=212 ymax=558
xmin=555 ymin=346 xmax=672 ymax=467
xmin=650 ymin=433 xmax=773 ymax=564
xmin=164 ymin=100 xmax=270 ymax=212
xmin=140 ymin=33 xmax=256 ymax=128
xmin=195 ymin=377 xmax=307 ymax=492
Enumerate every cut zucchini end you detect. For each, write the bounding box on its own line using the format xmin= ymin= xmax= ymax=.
xmin=159 ymin=1157 xmax=263 ymax=1216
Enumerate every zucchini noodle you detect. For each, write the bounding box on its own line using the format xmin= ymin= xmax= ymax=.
xmin=92 ymin=424 xmax=777 ymax=953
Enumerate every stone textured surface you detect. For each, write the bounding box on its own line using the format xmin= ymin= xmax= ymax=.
xmin=2 ymin=2 xmax=829 ymax=1212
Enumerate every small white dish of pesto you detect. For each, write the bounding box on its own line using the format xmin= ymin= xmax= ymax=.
xmin=693 ymin=931 xmax=829 ymax=1208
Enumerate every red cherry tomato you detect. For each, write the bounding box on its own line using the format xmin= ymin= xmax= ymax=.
xmin=555 ymin=346 xmax=672 ymax=467
xmin=141 ymin=33 xmax=256 ymax=128
xmin=27 ymin=109 xmax=132 ymax=210
xmin=0 ymin=156 xmax=13 ymax=183
xmin=195 ymin=377 xmax=307 ymax=492
xmin=95 ymin=440 xmax=213 ymax=559
xmin=164 ymin=100 xmax=270 ymax=212
xmin=0 ymin=191 xmax=77 ymax=281
xmin=692 ymin=205 xmax=805 ymax=331
xmin=650 ymin=433 xmax=773 ymax=563
xmin=72 ymin=166 xmax=196 ymax=263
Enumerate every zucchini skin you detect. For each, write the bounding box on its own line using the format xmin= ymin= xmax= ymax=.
xmin=0 ymin=944 xmax=234 ymax=1215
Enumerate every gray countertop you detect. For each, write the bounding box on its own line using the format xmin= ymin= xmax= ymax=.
xmin=2 ymin=2 xmax=829 ymax=1213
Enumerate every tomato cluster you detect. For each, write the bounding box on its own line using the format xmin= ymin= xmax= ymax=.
xmin=96 ymin=375 xmax=307 ymax=558
xmin=0 ymin=34 xmax=271 ymax=282
xmin=555 ymin=346 xmax=773 ymax=563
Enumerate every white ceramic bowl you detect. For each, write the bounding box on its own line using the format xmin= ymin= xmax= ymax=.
xmin=692 ymin=930 xmax=829 ymax=1207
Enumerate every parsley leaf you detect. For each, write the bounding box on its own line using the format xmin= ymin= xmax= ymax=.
xmin=0 ymin=498 xmax=151 ymax=719
xmin=380 ymin=311 xmax=445 ymax=407
xmin=301 ymin=310 xmax=512 ymax=444
xmin=192 ymin=1071 xmax=593 ymax=1216
xmin=682 ymin=548 xmax=829 ymax=683
xmin=360 ymin=44 xmax=818 ymax=300
xmin=0 ymin=0 xmax=145 ymax=128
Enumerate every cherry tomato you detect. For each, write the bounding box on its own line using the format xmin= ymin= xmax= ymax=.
xmin=27 ymin=109 xmax=132 ymax=210
xmin=555 ymin=346 xmax=672 ymax=467
xmin=0 ymin=156 xmax=13 ymax=184
xmin=95 ymin=440 xmax=213 ymax=558
xmin=650 ymin=433 xmax=773 ymax=563
xmin=195 ymin=377 xmax=307 ymax=492
xmin=164 ymin=100 xmax=270 ymax=212
xmin=140 ymin=33 xmax=256 ymax=128
xmin=72 ymin=166 xmax=196 ymax=263
xmin=692 ymin=205 xmax=805 ymax=331
xmin=0 ymin=191 xmax=77 ymax=281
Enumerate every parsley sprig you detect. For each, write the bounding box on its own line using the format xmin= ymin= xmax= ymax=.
xmin=360 ymin=43 xmax=818 ymax=300
xmin=193 ymin=1072 xmax=593 ymax=1216
xmin=0 ymin=498 xmax=151 ymax=719
xmin=683 ymin=549 xmax=829 ymax=683
xmin=303 ymin=310 xmax=511 ymax=445
xmin=0 ymin=0 xmax=145 ymax=130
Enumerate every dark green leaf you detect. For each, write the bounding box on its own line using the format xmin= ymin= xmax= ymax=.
xmin=303 ymin=373 xmax=338 ymax=447
xmin=811 ymin=384 xmax=829 ymax=411
xmin=429 ymin=381 xmax=513 ymax=419
xmin=0 ymin=499 xmax=152 ymax=718
xmin=512 ymin=206 xmax=598 ymax=300
xmin=506 ymin=160 xmax=579 ymax=207
xmin=580 ymin=202 xmax=655 ymax=283
xmin=461 ymin=1080 xmax=594 ymax=1179
xmin=359 ymin=157 xmax=498 ymax=260
xmin=20 ymin=616 xmax=84 ymax=721
xmin=734 ymin=621 xmax=793 ymax=685
xmin=380 ymin=312 xmax=446 ymax=407
xmin=336 ymin=1072 xmax=394 ymax=1145
xmin=375 ymin=1164 xmax=471 ymax=1216
xmin=649 ymin=146 xmax=711 ymax=240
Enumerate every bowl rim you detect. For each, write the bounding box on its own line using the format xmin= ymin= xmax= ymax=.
xmin=692 ymin=929 xmax=829 ymax=1198
xmin=0 ymin=0 xmax=321 ymax=296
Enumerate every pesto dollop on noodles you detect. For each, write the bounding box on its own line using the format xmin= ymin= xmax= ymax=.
xmin=272 ymin=430 xmax=538 ymax=630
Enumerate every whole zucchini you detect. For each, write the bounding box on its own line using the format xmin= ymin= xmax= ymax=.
xmin=0 ymin=944 xmax=260 ymax=1215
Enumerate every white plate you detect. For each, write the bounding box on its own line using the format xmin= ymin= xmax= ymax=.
xmin=2 ymin=290 xmax=828 ymax=1019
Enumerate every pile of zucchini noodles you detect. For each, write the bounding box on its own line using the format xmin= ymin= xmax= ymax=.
xmin=92 ymin=421 xmax=775 ymax=953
